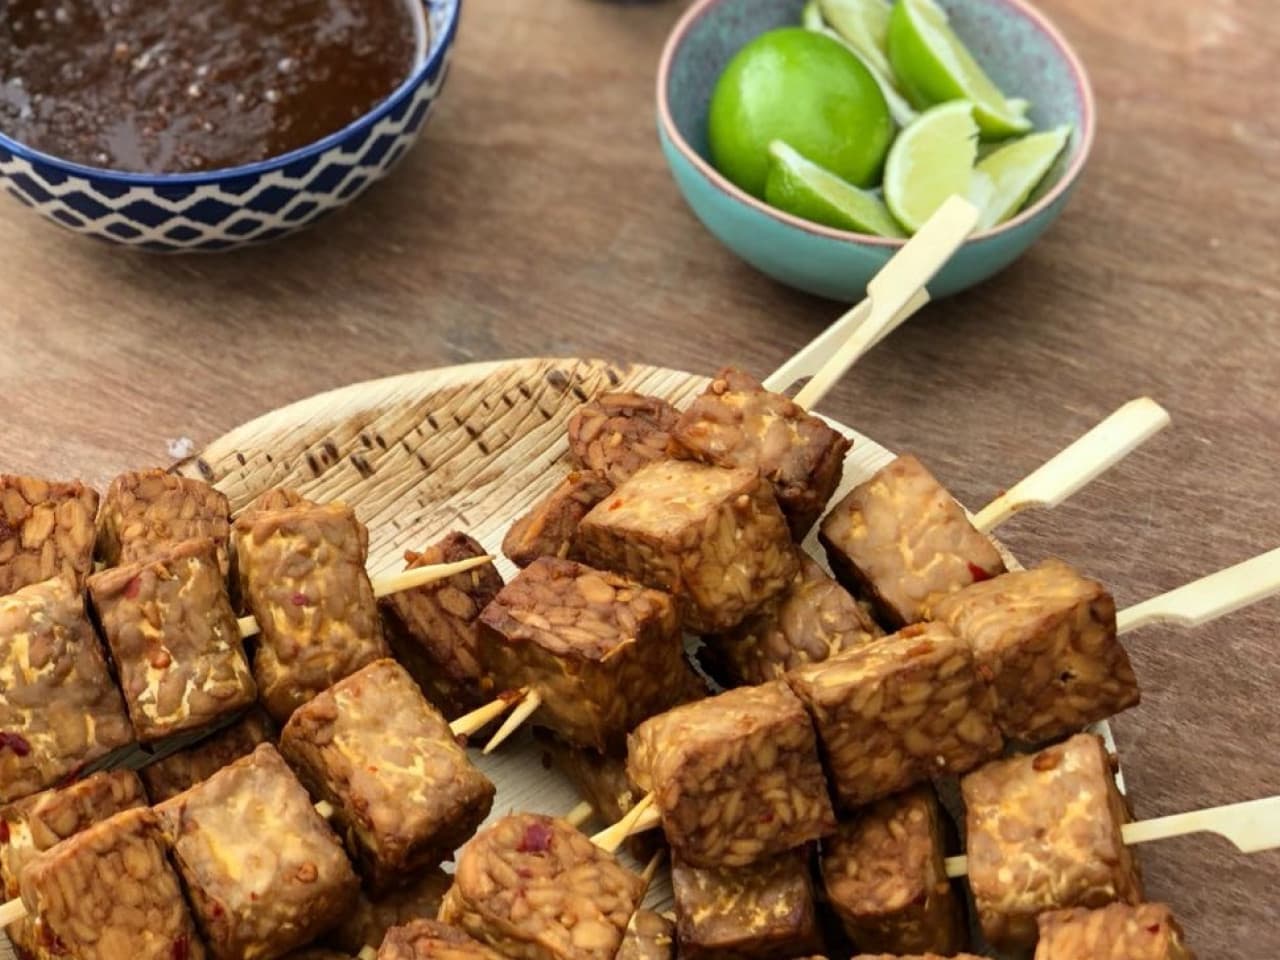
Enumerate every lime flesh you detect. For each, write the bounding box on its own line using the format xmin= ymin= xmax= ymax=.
xmin=973 ymin=125 xmax=1071 ymax=227
xmin=765 ymin=140 xmax=907 ymax=237
xmin=883 ymin=99 xmax=979 ymax=234
xmin=708 ymin=28 xmax=893 ymax=197
xmin=801 ymin=0 xmax=825 ymax=31
xmin=887 ymin=0 xmax=1031 ymax=137
xmin=819 ymin=0 xmax=894 ymax=79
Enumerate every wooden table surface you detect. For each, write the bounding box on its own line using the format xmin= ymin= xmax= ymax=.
xmin=2 ymin=0 xmax=1277 ymax=954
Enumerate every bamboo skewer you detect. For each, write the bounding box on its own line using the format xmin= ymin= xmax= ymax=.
xmin=943 ymin=795 xmax=1280 ymax=878
xmin=563 ymin=800 xmax=595 ymax=829
xmin=450 ymin=687 xmax=531 ymax=739
xmin=234 ymin=554 xmax=495 ymax=638
xmin=592 ymin=793 xmax=656 ymax=854
xmin=482 ymin=690 xmax=544 ymax=754
xmin=1116 ymin=546 xmax=1280 ymax=635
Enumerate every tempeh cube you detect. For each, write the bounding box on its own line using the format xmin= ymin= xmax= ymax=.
xmin=702 ymin=555 xmax=883 ymax=687
xmin=139 ymin=708 xmax=274 ymax=802
xmin=0 ymin=475 xmax=99 ymax=597
xmin=819 ymin=455 xmax=1005 ymax=628
xmin=379 ymin=531 xmax=504 ymax=718
xmin=156 ymin=743 xmax=359 ymax=960
xmin=478 ymin=557 xmax=692 ymax=752
xmin=930 ymin=558 xmax=1140 ymax=744
xmin=0 ymin=770 xmax=149 ymax=960
xmin=787 ymin=622 xmax=1002 ymax=809
xmin=961 ymin=733 xmax=1143 ymax=952
xmin=577 ymin=460 xmax=798 ymax=633
xmin=852 ymin=954 xmax=992 ymax=959
xmin=567 ymin=393 xmax=680 ymax=486
xmin=535 ymin=731 xmax=662 ymax=861
xmin=19 ymin=806 xmax=206 ymax=960
xmin=617 ymin=911 xmax=675 ymax=960
xmin=280 ymin=659 xmax=495 ymax=889
xmin=98 ymin=469 xmax=231 ymax=575
xmin=439 ymin=813 xmax=646 ymax=960
xmin=503 ymin=472 xmax=614 ymax=568
xmin=329 ymin=868 xmax=453 ymax=953
xmin=88 ymin=538 xmax=256 ymax=742
xmin=235 ymin=502 xmax=389 ymax=723
xmin=1034 ymin=903 xmax=1195 ymax=960
xmin=627 ymin=681 xmax=836 ymax=869
xmin=672 ymin=848 xmax=823 ymax=960
xmin=230 ymin=488 xmax=318 ymax=610
xmin=0 ymin=577 xmax=133 ymax=803
xmin=672 ymin=367 xmax=851 ymax=538
xmin=819 ymin=786 xmax=964 ymax=956
xmin=378 ymin=920 xmax=505 ymax=960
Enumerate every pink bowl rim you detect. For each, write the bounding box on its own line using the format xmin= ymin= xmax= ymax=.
xmin=655 ymin=0 xmax=1097 ymax=248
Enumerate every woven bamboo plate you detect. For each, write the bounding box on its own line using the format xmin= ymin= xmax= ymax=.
xmin=1 ymin=356 xmax=1119 ymax=960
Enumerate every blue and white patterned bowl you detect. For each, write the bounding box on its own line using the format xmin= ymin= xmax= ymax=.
xmin=0 ymin=0 xmax=460 ymax=252
xmin=657 ymin=0 xmax=1095 ymax=300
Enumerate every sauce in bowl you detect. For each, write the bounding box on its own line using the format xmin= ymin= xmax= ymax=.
xmin=0 ymin=0 xmax=420 ymax=173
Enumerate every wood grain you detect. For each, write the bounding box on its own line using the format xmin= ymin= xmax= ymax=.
xmin=0 ymin=0 xmax=1276 ymax=955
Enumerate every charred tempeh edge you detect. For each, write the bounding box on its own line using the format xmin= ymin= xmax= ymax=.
xmin=281 ymin=659 xmax=495 ymax=890
xmin=0 ymin=577 xmax=133 ymax=804
xmin=0 ymin=474 xmax=99 ymax=597
xmin=88 ymin=538 xmax=256 ymax=743
xmin=379 ymin=532 xmax=504 ymax=719
xmin=819 ymin=455 xmax=1005 ymax=629
xmin=672 ymin=367 xmax=850 ymax=539
xmin=503 ymin=472 xmax=614 ymax=570
xmin=961 ymin=733 xmax=1144 ymax=952
xmin=156 ymin=743 xmax=359 ymax=960
xmin=627 ymin=681 xmax=836 ymax=869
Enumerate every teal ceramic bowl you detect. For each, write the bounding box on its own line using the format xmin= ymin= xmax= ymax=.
xmin=657 ymin=0 xmax=1095 ymax=300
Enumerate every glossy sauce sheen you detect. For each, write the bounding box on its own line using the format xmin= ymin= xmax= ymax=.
xmin=0 ymin=0 xmax=418 ymax=172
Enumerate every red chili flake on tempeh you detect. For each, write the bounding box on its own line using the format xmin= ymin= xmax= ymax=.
xmin=291 ymin=592 xmax=310 ymax=606
xmin=758 ymin=812 xmax=775 ymax=824
xmin=0 ymin=819 xmax=10 ymax=843
xmin=0 ymin=732 xmax=31 ymax=757
xmin=608 ymin=499 xmax=624 ymax=511
xmin=517 ymin=820 xmax=554 ymax=853
xmin=124 ymin=576 xmax=142 ymax=599
xmin=172 ymin=934 xmax=190 ymax=960
xmin=1146 ymin=924 xmax=1162 ymax=934
xmin=967 ymin=562 xmax=993 ymax=583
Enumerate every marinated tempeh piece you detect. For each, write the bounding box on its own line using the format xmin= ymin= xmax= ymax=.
xmin=19 ymin=806 xmax=206 ymax=960
xmin=930 ymin=558 xmax=1140 ymax=744
xmin=0 ymin=577 xmax=133 ymax=803
xmin=98 ymin=468 xmax=231 ymax=575
xmin=852 ymin=955 xmax=992 ymax=959
xmin=961 ymin=733 xmax=1143 ymax=952
xmin=88 ymin=538 xmax=256 ymax=742
xmin=617 ymin=911 xmax=675 ymax=960
xmin=578 ymin=460 xmax=798 ymax=633
xmin=672 ymin=848 xmax=823 ymax=960
xmin=627 ymin=681 xmax=836 ymax=869
xmin=379 ymin=532 xmax=504 ymax=717
xmin=230 ymin=488 xmax=319 ymax=610
xmin=236 ymin=501 xmax=389 ymax=723
xmin=787 ymin=622 xmax=1002 ymax=809
xmin=139 ymin=708 xmax=274 ymax=802
xmin=329 ymin=868 xmax=453 ymax=953
xmin=702 ymin=555 xmax=883 ymax=687
xmin=0 ymin=770 xmax=148 ymax=960
xmin=819 ymin=455 xmax=1005 ymax=628
xmin=536 ymin=731 xmax=662 ymax=861
xmin=479 ymin=557 xmax=692 ymax=752
xmin=820 ymin=786 xmax=964 ymax=956
xmin=503 ymin=472 xmax=614 ymax=569
xmin=156 ymin=743 xmax=359 ymax=960
xmin=378 ymin=920 xmax=505 ymax=960
xmin=672 ymin=367 xmax=851 ymax=538
xmin=1034 ymin=903 xmax=1195 ymax=960
xmin=567 ymin=393 xmax=680 ymax=486
xmin=0 ymin=475 xmax=99 ymax=597
xmin=439 ymin=813 xmax=646 ymax=960
xmin=281 ymin=659 xmax=495 ymax=889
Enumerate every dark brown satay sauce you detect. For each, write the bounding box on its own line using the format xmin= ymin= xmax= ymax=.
xmin=0 ymin=0 xmax=418 ymax=172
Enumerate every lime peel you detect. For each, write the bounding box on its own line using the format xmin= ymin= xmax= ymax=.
xmin=765 ymin=140 xmax=907 ymax=238
xmin=973 ymin=125 xmax=1072 ymax=228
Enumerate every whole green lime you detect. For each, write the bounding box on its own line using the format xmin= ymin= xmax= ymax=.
xmin=708 ymin=28 xmax=892 ymax=198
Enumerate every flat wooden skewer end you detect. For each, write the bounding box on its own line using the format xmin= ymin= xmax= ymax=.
xmin=482 ymin=689 xmax=543 ymax=754
xmin=945 ymin=795 xmax=1280 ymax=878
xmin=1116 ymin=546 xmax=1280 ymax=635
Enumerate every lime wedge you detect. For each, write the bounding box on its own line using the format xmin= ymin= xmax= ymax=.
xmin=809 ymin=24 xmax=918 ymax=128
xmin=887 ymin=0 xmax=1032 ymax=137
xmin=766 ymin=141 xmax=907 ymax=237
xmin=973 ymin=125 xmax=1071 ymax=227
xmin=801 ymin=0 xmax=825 ymax=31
xmin=883 ymin=100 xmax=979 ymax=234
xmin=819 ymin=0 xmax=894 ymax=79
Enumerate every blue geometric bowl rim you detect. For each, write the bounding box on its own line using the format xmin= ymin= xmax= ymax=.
xmin=656 ymin=0 xmax=1096 ymax=248
xmin=0 ymin=0 xmax=461 ymax=187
